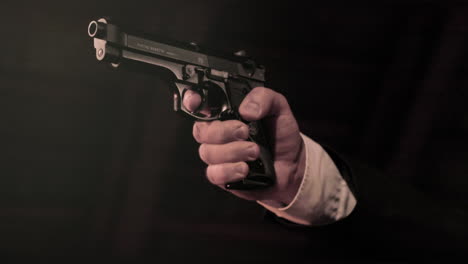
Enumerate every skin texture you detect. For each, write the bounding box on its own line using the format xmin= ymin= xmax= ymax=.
xmin=183 ymin=87 xmax=306 ymax=205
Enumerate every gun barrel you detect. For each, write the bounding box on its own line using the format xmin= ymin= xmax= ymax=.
xmin=87 ymin=21 xmax=98 ymax=37
xmin=87 ymin=18 xmax=265 ymax=82
xmin=88 ymin=20 xmax=107 ymax=39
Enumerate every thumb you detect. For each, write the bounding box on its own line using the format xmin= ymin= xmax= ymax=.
xmin=239 ymin=87 xmax=292 ymax=121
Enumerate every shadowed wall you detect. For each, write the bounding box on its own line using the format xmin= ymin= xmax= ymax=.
xmin=1 ymin=0 xmax=467 ymax=262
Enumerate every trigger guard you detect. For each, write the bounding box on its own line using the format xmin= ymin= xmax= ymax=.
xmin=181 ymin=88 xmax=207 ymax=114
xmin=176 ymin=80 xmax=230 ymax=121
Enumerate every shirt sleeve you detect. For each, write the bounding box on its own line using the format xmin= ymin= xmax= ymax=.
xmin=257 ymin=133 xmax=357 ymax=226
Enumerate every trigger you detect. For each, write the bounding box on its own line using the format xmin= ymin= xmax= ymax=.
xmin=219 ymin=109 xmax=239 ymax=121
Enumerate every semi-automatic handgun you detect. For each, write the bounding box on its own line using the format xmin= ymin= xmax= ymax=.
xmin=87 ymin=18 xmax=275 ymax=190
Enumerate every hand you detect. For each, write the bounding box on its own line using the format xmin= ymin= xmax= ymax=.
xmin=184 ymin=87 xmax=306 ymax=205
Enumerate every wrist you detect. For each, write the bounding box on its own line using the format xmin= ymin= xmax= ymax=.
xmin=280 ymin=136 xmax=306 ymax=205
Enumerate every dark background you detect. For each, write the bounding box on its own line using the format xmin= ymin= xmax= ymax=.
xmin=0 ymin=0 xmax=314 ymax=262
xmin=2 ymin=0 xmax=467 ymax=262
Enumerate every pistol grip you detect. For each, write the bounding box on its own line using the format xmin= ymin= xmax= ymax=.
xmin=221 ymin=79 xmax=276 ymax=190
xmin=225 ymin=129 xmax=276 ymax=190
xmin=221 ymin=103 xmax=276 ymax=190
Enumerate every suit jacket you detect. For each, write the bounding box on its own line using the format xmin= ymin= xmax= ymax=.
xmin=273 ymin=0 xmax=468 ymax=260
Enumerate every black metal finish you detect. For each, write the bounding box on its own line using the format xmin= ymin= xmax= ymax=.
xmin=87 ymin=18 xmax=275 ymax=190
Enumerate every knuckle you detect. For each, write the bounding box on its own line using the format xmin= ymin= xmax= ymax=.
xmin=237 ymin=162 xmax=249 ymax=176
xmin=222 ymin=121 xmax=239 ymax=141
xmin=198 ymin=144 xmax=209 ymax=164
xmin=205 ymin=165 xmax=215 ymax=184
xmin=192 ymin=123 xmax=202 ymax=143
xmin=228 ymin=142 xmax=256 ymax=162
xmin=233 ymin=123 xmax=249 ymax=141
xmin=195 ymin=122 xmax=211 ymax=143
xmin=244 ymin=87 xmax=274 ymax=110
xmin=276 ymin=91 xmax=287 ymax=103
xmin=220 ymin=126 xmax=231 ymax=142
xmin=247 ymin=143 xmax=260 ymax=160
xmin=276 ymin=92 xmax=290 ymax=109
xmin=201 ymin=141 xmax=257 ymax=165
xmin=227 ymin=143 xmax=243 ymax=161
xmin=254 ymin=87 xmax=272 ymax=99
xmin=206 ymin=164 xmax=225 ymax=185
xmin=210 ymin=121 xmax=224 ymax=141
xmin=252 ymin=86 xmax=268 ymax=94
xmin=206 ymin=121 xmax=222 ymax=143
xmin=249 ymin=87 xmax=265 ymax=100
xmin=212 ymin=120 xmax=243 ymax=143
xmin=206 ymin=163 xmax=249 ymax=186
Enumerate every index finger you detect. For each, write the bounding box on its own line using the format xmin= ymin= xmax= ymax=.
xmin=182 ymin=90 xmax=202 ymax=112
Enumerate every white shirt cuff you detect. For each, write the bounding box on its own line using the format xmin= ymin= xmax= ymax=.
xmin=258 ymin=133 xmax=357 ymax=226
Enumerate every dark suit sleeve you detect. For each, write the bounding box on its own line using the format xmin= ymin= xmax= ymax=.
xmin=265 ymin=146 xmax=468 ymax=259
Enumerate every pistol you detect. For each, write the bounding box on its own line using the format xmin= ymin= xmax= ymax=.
xmin=87 ymin=18 xmax=275 ymax=190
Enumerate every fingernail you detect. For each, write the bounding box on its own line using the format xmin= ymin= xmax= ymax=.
xmin=233 ymin=125 xmax=248 ymax=140
xmin=245 ymin=101 xmax=260 ymax=116
xmin=235 ymin=163 xmax=247 ymax=176
xmin=247 ymin=144 xmax=259 ymax=160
